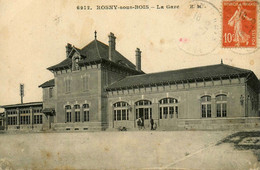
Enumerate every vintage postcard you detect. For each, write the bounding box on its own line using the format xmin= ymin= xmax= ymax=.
xmin=0 ymin=0 xmax=260 ymax=169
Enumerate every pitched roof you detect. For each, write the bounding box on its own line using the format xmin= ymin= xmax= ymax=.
xmin=38 ymin=79 xmax=55 ymax=88
xmin=47 ymin=40 xmax=138 ymax=72
xmin=106 ymin=64 xmax=253 ymax=90
xmin=1 ymin=102 xmax=43 ymax=109
xmin=48 ymin=58 xmax=72 ymax=70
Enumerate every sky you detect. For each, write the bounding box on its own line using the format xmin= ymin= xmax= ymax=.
xmin=0 ymin=0 xmax=259 ymax=105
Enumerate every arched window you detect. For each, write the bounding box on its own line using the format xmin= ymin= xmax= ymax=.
xmin=159 ymin=98 xmax=178 ymax=119
xmin=83 ymin=104 xmax=90 ymax=122
xmin=65 ymin=105 xmax=72 ymax=122
xmin=216 ymin=94 xmax=227 ymax=117
xmin=201 ymin=96 xmax=211 ymax=118
xmin=135 ymin=100 xmax=152 ymax=106
xmin=135 ymin=100 xmax=152 ymax=120
xmin=74 ymin=105 xmax=80 ymax=122
xmin=113 ymin=102 xmax=129 ymax=121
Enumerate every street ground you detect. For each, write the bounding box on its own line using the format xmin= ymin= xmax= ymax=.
xmin=0 ymin=130 xmax=259 ymax=169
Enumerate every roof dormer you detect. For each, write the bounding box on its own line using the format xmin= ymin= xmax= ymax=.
xmin=72 ymin=53 xmax=80 ymax=71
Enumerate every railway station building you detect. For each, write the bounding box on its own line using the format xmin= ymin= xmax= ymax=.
xmin=1 ymin=32 xmax=259 ymax=131
xmin=39 ymin=32 xmax=260 ymax=131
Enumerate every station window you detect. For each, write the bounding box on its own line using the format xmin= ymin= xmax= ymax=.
xmin=159 ymin=98 xmax=178 ymax=119
xmin=34 ymin=115 xmax=43 ymax=124
xmin=216 ymin=94 xmax=227 ymax=117
xmin=20 ymin=115 xmax=30 ymax=125
xmin=83 ymin=104 xmax=90 ymax=122
xmin=65 ymin=105 xmax=72 ymax=122
xmin=113 ymin=102 xmax=130 ymax=121
xmin=135 ymin=100 xmax=152 ymax=120
xmin=8 ymin=117 xmax=17 ymax=125
xmin=201 ymin=95 xmax=211 ymax=118
xmin=74 ymin=105 xmax=80 ymax=122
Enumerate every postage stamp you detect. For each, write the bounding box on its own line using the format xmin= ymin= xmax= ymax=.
xmin=222 ymin=1 xmax=257 ymax=48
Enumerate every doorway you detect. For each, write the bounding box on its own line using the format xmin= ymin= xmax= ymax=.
xmin=136 ymin=108 xmax=152 ymax=128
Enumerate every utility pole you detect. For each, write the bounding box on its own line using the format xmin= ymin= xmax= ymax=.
xmin=20 ymin=84 xmax=24 ymax=104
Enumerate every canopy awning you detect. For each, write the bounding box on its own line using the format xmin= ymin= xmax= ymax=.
xmin=42 ymin=108 xmax=55 ymax=116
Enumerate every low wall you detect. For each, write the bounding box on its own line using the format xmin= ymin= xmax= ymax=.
xmin=2 ymin=117 xmax=259 ymax=132
xmin=109 ymin=117 xmax=260 ymax=131
xmin=158 ymin=117 xmax=260 ymax=130
xmin=52 ymin=122 xmax=103 ymax=131
xmin=3 ymin=125 xmax=44 ymax=131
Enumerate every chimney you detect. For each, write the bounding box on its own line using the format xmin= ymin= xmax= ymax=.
xmin=108 ymin=32 xmax=116 ymax=61
xmin=135 ymin=48 xmax=141 ymax=71
xmin=66 ymin=43 xmax=72 ymax=58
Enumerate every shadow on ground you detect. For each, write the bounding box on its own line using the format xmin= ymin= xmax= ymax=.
xmin=217 ymin=131 xmax=260 ymax=161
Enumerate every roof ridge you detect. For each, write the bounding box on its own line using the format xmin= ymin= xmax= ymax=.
xmin=93 ymin=40 xmax=137 ymax=68
xmin=1 ymin=101 xmax=43 ymax=108
xmin=72 ymin=46 xmax=80 ymax=55
xmin=222 ymin=63 xmax=251 ymax=73
xmin=118 ymin=64 xmax=220 ymax=79
xmin=106 ymin=63 xmax=255 ymax=90
xmin=95 ymin=40 xmax=108 ymax=46
xmin=122 ymin=63 xmax=252 ymax=79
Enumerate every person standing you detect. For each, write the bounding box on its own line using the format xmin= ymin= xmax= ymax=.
xmin=150 ymin=118 xmax=154 ymax=130
xmin=141 ymin=117 xmax=144 ymax=130
xmin=136 ymin=117 xmax=141 ymax=130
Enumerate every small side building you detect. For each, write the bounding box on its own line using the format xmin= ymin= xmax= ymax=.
xmin=1 ymin=102 xmax=46 ymax=131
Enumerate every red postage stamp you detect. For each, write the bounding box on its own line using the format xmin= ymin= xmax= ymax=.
xmin=223 ymin=1 xmax=257 ymax=47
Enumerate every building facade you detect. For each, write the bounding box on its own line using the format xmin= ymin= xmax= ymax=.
xmin=36 ymin=32 xmax=260 ymax=131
